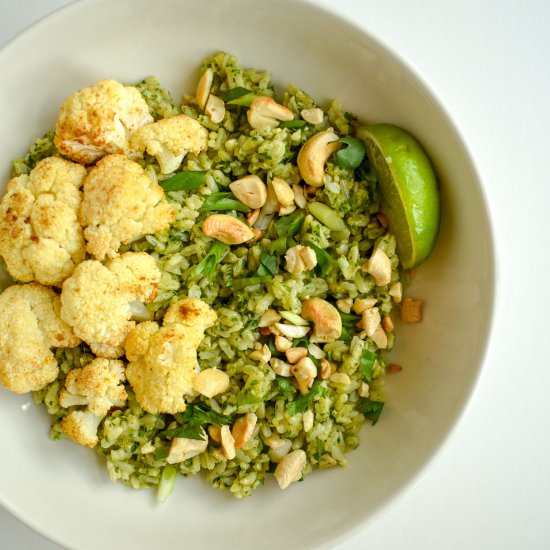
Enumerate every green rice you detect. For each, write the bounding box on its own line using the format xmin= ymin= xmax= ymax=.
xmin=29 ymin=52 xmax=402 ymax=499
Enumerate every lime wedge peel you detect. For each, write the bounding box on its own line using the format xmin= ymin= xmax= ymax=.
xmin=357 ymin=123 xmax=441 ymax=270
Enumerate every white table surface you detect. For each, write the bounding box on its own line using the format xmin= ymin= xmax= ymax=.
xmin=1 ymin=0 xmax=549 ymax=549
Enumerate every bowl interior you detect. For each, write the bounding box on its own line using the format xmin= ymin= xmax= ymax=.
xmin=0 ymin=1 xmax=494 ymax=549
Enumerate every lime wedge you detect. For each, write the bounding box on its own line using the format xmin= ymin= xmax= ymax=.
xmin=357 ymin=123 xmax=441 ymax=269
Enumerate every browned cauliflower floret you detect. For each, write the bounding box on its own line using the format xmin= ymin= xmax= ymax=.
xmin=125 ymin=298 xmax=217 ymax=414
xmin=54 ymin=79 xmax=153 ymax=165
xmin=60 ymin=252 xmax=160 ymax=359
xmin=79 ymin=154 xmax=174 ymax=260
xmin=0 ymin=157 xmax=86 ymax=286
xmin=60 ymin=357 xmax=127 ymax=448
xmin=0 ymin=283 xmax=80 ymax=393
xmin=128 ymin=114 xmax=208 ymax=174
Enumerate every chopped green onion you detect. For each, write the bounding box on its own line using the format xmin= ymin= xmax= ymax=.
xmin=278 ymin=120 xmax=307 ymax=129
xmin=220 ymin=87 xmax=258 ymax=106
xmin=157 ymin=465 xmax=177 ymax=503
xmin=269 ymin=235 xmax=288 ymax=255
xmin=308 ymin=202 xmax=347 ymax=232
xmin=189 ymin=241 xmax=229 ymax=279
xmin=160 ymin=171 xmax=206 ymax=191
xmin=356 ymin=399 xmax=385 ymax=425
xmin=199 ymin=192 xmax=251 ymax=213
xmin=334 ymin=137 xmax=366 ymax=170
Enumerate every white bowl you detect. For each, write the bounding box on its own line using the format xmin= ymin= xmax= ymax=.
xmin=0 ymin=0 xmax=494 ymax=549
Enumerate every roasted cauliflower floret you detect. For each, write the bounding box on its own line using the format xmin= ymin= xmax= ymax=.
xmin=0 ymin=157 xmax=86 ymax=286
xmin=60 ymin=252 xmax=160 ymax=359
xmin=79 ymin=154 xmax=174 ymax=260
xmin=60 ymin=411 xmax=102 ymax=449
xmin=54 ymin=79 xmax=153 ymax=165
xmin=128 ymin=114 xmax=208 ymax=174
xmin=60 ymin=357 xmax=127 ymax=448
xmin=0 ymin=283 xmax=80 ymax=393
xmin=125 ymin=298 xmax=217 ymax=414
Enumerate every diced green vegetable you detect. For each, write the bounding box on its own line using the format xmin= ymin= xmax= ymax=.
xmin=275 ymin=376 xmax=293 ymax=398
xmin=334 ymin=137 xmax=366 ymax=170
xmin=157 ymin=465 xmax=177 ymax=503
xmin=161 ymin=425 xmax=206 ymax=440
xmin=199 ymin=192 xmax=251 ymax=213
xmin=287 ymin=381 xmax=327 ymax=415
xmin=160 ymin=171 xmax=206 ymax=191
xmin=356 ymin=399 xmax=385 ymax=425
xmin=275 ymin=210 xmax=306 ymax=238
xmin=308 ymin=202 xmax=347 ymax=232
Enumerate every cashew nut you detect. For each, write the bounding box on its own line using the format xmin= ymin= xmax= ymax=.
xmin=358 ymin=382 xmax=370 ymax=398
xmin=329 ymin=372 xmax=351 ymax=386
xmin=273 ymin=323 xmax=310 ymax=339
xmin=247 ymin=96 xmax=294 ymax=130
xmin=259 ymin=309 xmax=281 ymax=327
xmin=336 ymin=298 xmax=353 ymax=314
xmin=271 ymin=177 xmax=295 ymax=207
xmin=205 ymin=94 xmax=225 ymax=124
xmin=353 ymin=298 xmax=378 ymax=315
xmin=371 ymin=325 xmax=388 ymax=349
xmin=285 ymin=347 xmax=308 ymax=364
xmin=362 ymin=248 xmax=392 ymax=286
xmin=297 ymin=129 xmax=341 ymax=187
xmin=400 ymin=298 xmax=423 ymax=323
xmin=202 ymin=214 xmax=255 ymax=244
xmin=196 ymin=69 xmax=213 ymax=111
xmin=207 ymin=425 xmax=222 ymax=443
xmin=307 ymin=343 xmax=325 ymax=359
xmin=270 ymin=357 xmax=292 ymax=377
xmin=274 ymin=335 xmax=292 ymax=352
xmin=319 ymin=357 xmax=332 ymax=379
xmin=301 ymin=297 xmax=342 ymax=343
xmin=361 ymin=307 xmax=381 ymax=337
xmin=291 ymin=356 xmax=317 ymax=394
xmin=167 ymin=433 xmax=208 ymax=464
xmin=382 ymin=315 xmax=394 ymax=333
xmin=285 ymin=245 xmax=318 ymax=276
xmin=301 ymin=107 xmax=324 ymax=125
xmin=389 ymin=282 xmax=403 ymax=303
xmin=193 ymin=368 xmax=230 ymax=398
xmin=274 ymin=449 xmax=307 ymax=489
xmin=267 ymin=437 xmax=292 ymax=463
xmin=247 ymin=208 xmax=260 ymax=226
xmin=220 ymin=425 xmax=236 ymax=460
xmin=229 ymin=175 xmax=267 ymax=209
xmin=279 ymin=204 xmax=297 ymax=216
xmin=302 ymin=410 xmax=314 ymax=433
xmin=249 ymin=344 xmax=271 ymax=363
xmin=293 ymin=184 xmax=307 ymax=209
xmin=232 ymin=412 xmax=257 ymax=449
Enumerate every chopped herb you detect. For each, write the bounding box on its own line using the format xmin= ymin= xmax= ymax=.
xmin=267 ymin=462 xmax=277 ymax=474
xmin=160 ymin=171 xmax=206 ymax=191
xmin=278 ymin=120 xmax=307 ymax=129
xmin=287 ymin=381 xmax=327 ymax=415
xmin=334 ymin=137 xmax=366 ymax=170
xmin=340 ymin=325 xmax=354 ymax=343
xmin=231 ymin=275 xmax=273 ymax=290
xmin=305 ymin=240 xmax=334 ymax=276
xmin=315 ymin=440 xmax=325 ymax=461
xmin=360 ymin=349 xmax=376 ymax=381
xmin=340 ymin=311 xmax=361 ymax=326
xmin=292 ymin=335 xmax=309 ymax=348
xmin=161 ymin=424 xmax=206 ymax=441
xmin=162 ymin=404 xmax=232 ymax=440
xmin=237 ymin=393 xmax=264 ymax=406
xmin=275 ymin=210 xmax=305 ymax=238
xmin=199 ymin=192 xmax=251 ymax=213
xmin=154 ymin=445 xmax=169 ymax=461
xmin=275 ymin=376 xmax=293 ymax=398
xmin=356 ymin=399 xmax=385 ymax=425
xmin=220 ymin=86 xmax=257 ymax=106
xmin=255 ymin=251 xmax=278 ymax=276
xmin=268 ymin=337 xmax=284 ymax=358
xmin=269 ymin=235 xmax=288 ymax=255
xmin=189 ymin=241 xmax=229 ymax=279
